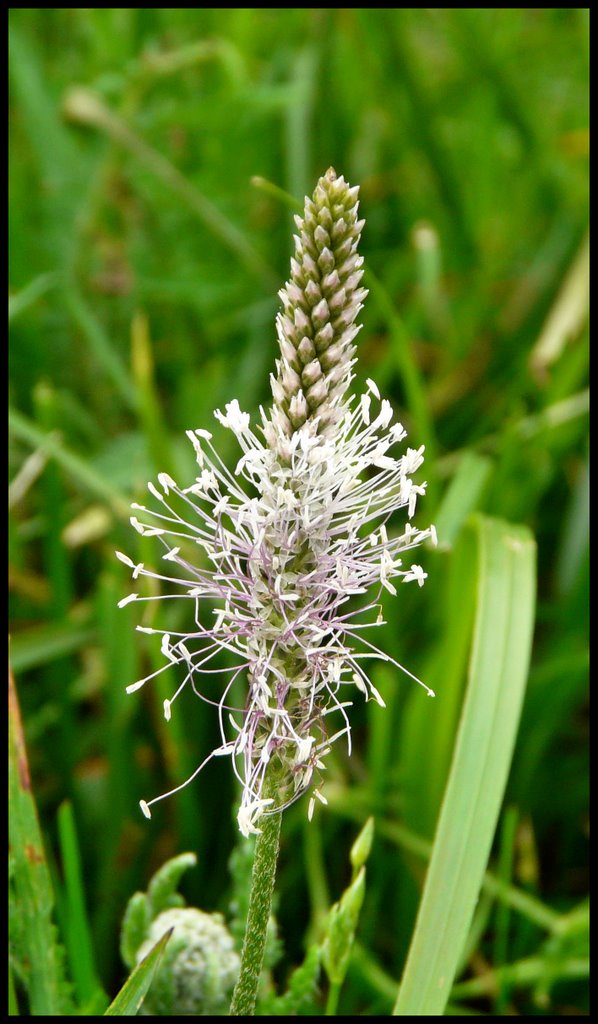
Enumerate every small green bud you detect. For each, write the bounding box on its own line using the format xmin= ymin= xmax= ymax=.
xmin=322 ymin=866 xmax=366 ymax=987
xmin=350 ymin=816 xmax=375 ymax=876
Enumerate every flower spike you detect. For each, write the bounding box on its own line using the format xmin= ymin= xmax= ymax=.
xmin=120 ymin=170 xmax=435 ymax=836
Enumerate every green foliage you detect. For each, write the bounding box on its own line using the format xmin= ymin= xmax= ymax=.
xmin=120 ymin=853 xmax=240 ymax=1015
xmin=135 ymin=909 xmax=239 ymax=1016
xmin=260 ymin=818 xmax=375 ymax=1016
xmin=146 ymin=852 xmax=197 ymax=915
xmin=320 ymin=818 xmax=374 ymax=1014
xmin=9 ymin=674 xmax=75 ymax=1016
xmin=120 ymin=852 xmax=197 ymax=968
xmin=55 ymin=801 xmax=109 ymax=1011
xmin=120 ymin=893 xmax=153 ymax=972
xmin=394 ymin=516 xmax=536 ymax=1015
xmin=105 ymin=932 xmax=172 ymax=1016
xmin=9 ymin=8 xmax=587 ymax=1016
xmin=260 ymin=945 xmax=322 ymax=1016
xmin=322 ymin=868 xmax=366 ymax=988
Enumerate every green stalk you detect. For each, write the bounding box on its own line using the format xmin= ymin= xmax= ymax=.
xmin=229 ymin=808 xmax=282 ymax=1016
xmin=326 ymin=979 xmax=341 ymax=1016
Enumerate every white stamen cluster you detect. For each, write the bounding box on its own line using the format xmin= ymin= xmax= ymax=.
xmin=119 ymin=170 xmax=435 ymax=836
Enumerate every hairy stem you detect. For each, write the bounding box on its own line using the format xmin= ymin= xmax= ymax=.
xmin=229 ymin=807 xmax=282 ymax=1015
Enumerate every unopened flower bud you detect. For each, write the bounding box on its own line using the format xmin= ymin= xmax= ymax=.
xmin=269 ymin=168 xmax=368 ymax=447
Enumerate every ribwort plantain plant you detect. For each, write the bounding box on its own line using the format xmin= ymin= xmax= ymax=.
xmin=119 ymin=169 xmax=435 ymax=1014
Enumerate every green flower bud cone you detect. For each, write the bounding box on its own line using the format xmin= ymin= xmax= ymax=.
xmin=266 ymin=167 xmax=368 ymax=455
xmin=137 ymin=908 xmax=240 ymax=1016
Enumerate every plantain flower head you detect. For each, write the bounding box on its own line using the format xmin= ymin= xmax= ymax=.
xmin=118 ymin=169 xmax=436 ymax=837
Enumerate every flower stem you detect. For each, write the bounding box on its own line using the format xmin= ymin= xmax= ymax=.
xmin=229 ymin=806 xmax=282 ymax=1015
xmin=326 ymin=979 xmax=341 ymax=1016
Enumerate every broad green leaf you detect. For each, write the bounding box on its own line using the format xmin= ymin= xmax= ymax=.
xmin=394 ymin=514 xmax=536 ymax=1016
xmin=398 ymin=526 xmax=477 ymax=842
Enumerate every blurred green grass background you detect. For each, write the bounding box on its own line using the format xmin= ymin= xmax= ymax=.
xmin=9 ymin=8 xmax=588 ymax=1015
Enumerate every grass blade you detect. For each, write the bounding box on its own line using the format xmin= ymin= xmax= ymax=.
xmin=434 ymin=452 xmax=493 ymax=550
xmin=10 ymin=620 xmax=95 ymax=673
xmin=62 ymin=87 xmax=278 ymax=291
xmin=394 ymin=514 xmax=536 ymax=1015
xmin=529 ymin=231 xmax=589 ymax=376
xmin=9 ymin=271 xmax=59 ymax=322
xmin=64 ymin=286 xmax=137 ymax=413
xmin=9 ymin=407 xmax=130 ymax=517
xmin=56 ymin=801 xmax=107 ymax=1009
xmin=104 ymin=930 xmax=171 ymax=1016
xmin=9 ymin=667 xmax=74 ymax=1015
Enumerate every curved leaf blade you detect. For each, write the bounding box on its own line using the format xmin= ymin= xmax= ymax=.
xmin=104 ymin=930 xmax=172 ymax=1016
xmin=394 ymin=514 xmax=536 ymax=1016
